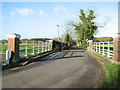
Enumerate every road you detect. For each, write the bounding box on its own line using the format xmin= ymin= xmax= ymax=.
xmin=2 ymin=46 xmax=103 ymax=88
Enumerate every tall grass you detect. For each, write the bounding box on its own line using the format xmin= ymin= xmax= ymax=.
xmin=101 ymin=63 xmax=119 ymax=88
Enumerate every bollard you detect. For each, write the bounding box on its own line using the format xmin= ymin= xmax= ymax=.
xmin=6 ymin=50 xmax=9 ymax=65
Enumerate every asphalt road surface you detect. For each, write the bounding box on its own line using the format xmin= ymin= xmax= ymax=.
xmin=2 ymin=46 xmax=103 ymax=88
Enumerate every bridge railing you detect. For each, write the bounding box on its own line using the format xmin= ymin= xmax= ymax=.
xmin=19 ymin=40 xmax=51 ymax=57
xmin=0 ymin=50 xmax=9 ymax=66
xmin=92 ymin=41 xmax=113 ymax=58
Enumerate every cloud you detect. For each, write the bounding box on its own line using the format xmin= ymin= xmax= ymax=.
xmin=10 ymin=11 xmax=16 ymax=16
xmin=15 ymin=8 xmax=33 ymax=16
xmin=54 ymin=5 xmax=66 ymax=13
xmin=39 ymin=10 xmax=44 ymax=15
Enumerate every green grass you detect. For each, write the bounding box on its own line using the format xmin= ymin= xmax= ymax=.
xmin=0 ymin=44 xmax=7 ymax=53
xmin=0 ymin=43 xmax=49 ymax=65
xmin=101 ymin=63 xmax=119 ymax=88
xmin=19 ymin=44 xmax=49 ymax=56
xmin=87 ymin=50 xmax=119 ymax=88
xmin=89 ymin=50 xmax=119 ymax=88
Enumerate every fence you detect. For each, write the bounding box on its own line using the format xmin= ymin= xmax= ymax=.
xmin=0 ymin=33 xmax=54 ymax=66
xmin=92 ymin=41 xmax=113 ymax=58
xmin=1 ymin=50 xmax=9 ymax=66
xmin=87 ymin=35 xmax=120 ymax=64
xmin=19 ymin=40 xmax=51 ymax=57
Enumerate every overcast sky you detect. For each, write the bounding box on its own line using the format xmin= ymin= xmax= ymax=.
xmin=0 ymin=0 xmax=119 ymax=40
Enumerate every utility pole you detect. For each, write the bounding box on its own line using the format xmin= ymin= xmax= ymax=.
xmin=57 ymin=25 xmax=59 ymax=41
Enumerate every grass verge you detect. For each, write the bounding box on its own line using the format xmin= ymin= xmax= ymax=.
xmin=86 ymin=50 xmax=120 ymax=88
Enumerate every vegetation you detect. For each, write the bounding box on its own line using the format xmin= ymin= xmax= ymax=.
xmin=64 ymin=33 xmax=70 ymax=46
xmin=93 ymin=37 xmax=113 ymax=42
xmin=74 ymin=9 xmax=97 ymax=45
xmin=101 ymin=63 xmax=119 ymax=88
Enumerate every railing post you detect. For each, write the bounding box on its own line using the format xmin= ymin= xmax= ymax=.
xmin=37 ymin=41 xmax=40 ymax=54
xmin=96 ymin=42 xmax=97 ymax=52
xmin=25 ymin=40 xmax=28 ymax=56
xmin=45 ymin=42 xmax=47 ymax=52
xmin=87 ymin=40 xmax=93 ymax=51
xmin=48 ymin=42 xmax=50 ymax=51
xmin=49 ymin=40 xmax=53 ymax=50
xmin=99 ymin=42 xmax=101 ymax=54
xmin=41 ymin=42 xmax=44 ymax=53
xmin=32 ymin=40 xmax=35 ymax=55
xmin=107 ymin=41 xmax=110 ymax=57
xmin=113 ymin=33 xmax=120 ymax=64
xmin=94 ymin=42 xmax=95 ymax=51
xmin=103 ymin=42 xmax=105 ymax=55
xmin=6 ymin=50 xmax=9 ymax=65
xmin=7 ymin=33 xmax=21 ymax=62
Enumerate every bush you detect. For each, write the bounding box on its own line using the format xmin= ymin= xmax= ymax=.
xmin=53 ymin=40 xmax=70 ymax=51
xmin=53 ymin=41 xmax=62 ymax=51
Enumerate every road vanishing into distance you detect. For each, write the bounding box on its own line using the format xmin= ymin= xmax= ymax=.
xmin=2 ymin=46 xmax=103 ymax=88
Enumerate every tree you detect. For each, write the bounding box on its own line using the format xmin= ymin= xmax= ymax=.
xmin=64 ymin=33 xmax=70 ymax=46
xmin=74 ymin=9 xmax=97 ymax=44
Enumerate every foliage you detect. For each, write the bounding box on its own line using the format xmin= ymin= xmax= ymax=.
xmin=53 ymin=40 xmax=62 ymax=51
xmin=102 ymin=63 xmax=119 ymax=88
xmin=93 ymin=37 xmax=113 ymax=42
xmin=74 ymin=9 xmax=97 ymax=45
xmin=53 ymin=40 xmax=70 ymax=51
xmin=64 ymin=33 xmax=70 ymax=46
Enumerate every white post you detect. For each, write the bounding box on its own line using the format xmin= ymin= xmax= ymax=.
xmin=96 ymin=42 xmax=97 ymax=52
xmin=99 ymin=42 xmax=101 ymax=54
xmin=32 ymin=40 xmax=35 ymax=54
xmin=42 ymin=42 xmax=44 ymax=52
xmin=45 ymin=42 xmax=47 ymax=52
xmin=6 ymin=50 xmax=9 ymax=65
xmin=25 ymin=40 xmax=28 ymax=56
xmin=48 ymin=42 xmax=50 ymax=51
xmin=37 ymin=41 xmax=40 ymax=54
xmin=103 ymin=42 xmax=105 ymax=55
xmin=94 ymin=42 xmax=95 ymax=51
xmin=108 ymin=41 xmax=110 ymax=57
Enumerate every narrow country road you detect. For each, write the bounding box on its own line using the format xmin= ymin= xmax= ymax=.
xmin=2 ymin=46 xmax=103 ymax=88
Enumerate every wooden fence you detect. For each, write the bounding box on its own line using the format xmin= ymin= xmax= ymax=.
xmin=19 ymin=40 xmax=51 ymax=57
xmin=92 ymin=41 xmax=113 ymax=58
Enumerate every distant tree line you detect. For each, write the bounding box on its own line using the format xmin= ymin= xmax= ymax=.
xmin=93 ymin=37 xmax=113 ymax=42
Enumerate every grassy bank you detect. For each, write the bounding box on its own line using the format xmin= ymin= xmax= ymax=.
xmin=101 ymin=63 xmax=119 ymax=88
xmin=87 ymin=51 xmax=119 ymax=88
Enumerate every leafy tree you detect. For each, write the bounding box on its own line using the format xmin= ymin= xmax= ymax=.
xmin=64 ymin=33 xmax=70 ymax=46
xmin=74 ymin=9 xmax=97 ymax=44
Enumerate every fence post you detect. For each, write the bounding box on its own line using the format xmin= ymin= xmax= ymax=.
xmin=49 ymin=40 xmax=53 ymax=50
xmin=96 ymin=42 xmax=97 ymax=52
xmin=32 ymin=40 xmax=35 ymax=55
xmin=94 ymin=42 xmax=95 ymax=51
xmin=99 ymin=42 xmax=101 ymax=54
xmin=107 ymin=41 xmax=110 ymax=57
xmin=41 ymin=42 xmax=44 ymax=53
xmin=6 ymin=50 xmax=9 ymax=65
xmin=87 ymin=40 xmax=93 ymax=51
xmin=113 ymin=33 xmax=120 ymax=64
xmin=45 ymin=42 xmax=47 ymax=52
xmin=25 ymin=40 xmax=28 ymax=56
xmin=48 ymin=42 xmax=50 ymax=51
xmin=102 ymin=42 xmax=105 ymax=55
xmin=7 ymin=33 xmax=21 ymax=62
xmin=37 ymin=41 xmax=40 ymax=54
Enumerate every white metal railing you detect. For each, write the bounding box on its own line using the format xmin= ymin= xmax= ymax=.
xmin=19 ymin=40 xmax=51 ymax=57
xmin=92 ymin=41 xmax=113 ymax=58
xmin=0 ymin=50 xmax=9 ymax=66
